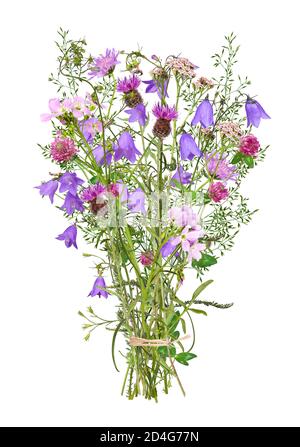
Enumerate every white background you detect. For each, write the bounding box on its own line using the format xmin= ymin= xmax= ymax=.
xmin=0 ymin=0 xmax=299 ymax=428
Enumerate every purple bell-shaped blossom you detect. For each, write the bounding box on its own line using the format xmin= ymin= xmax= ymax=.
xmin=88 ymin=277 xmax=109 ymax=298
xmin=180 ymin=133 xmax=203 ymax=160
xmin=56 ymin=225 xmax=78 ymax=249
xmin=245 ymin=97 xmax=271 ymax=128
xmin=35 ymin=179 xmax=58 ymax=204
xmin=191 ymin=99 xmax=214 ymax=128
xmin=114 ymin=132 xmax=141 ymax=163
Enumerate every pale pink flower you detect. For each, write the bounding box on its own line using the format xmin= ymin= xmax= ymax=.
xmin=71 ymin=96 xmax=90 ymax=118
xmin=170 ymin=225 xmax=205 ymax=262
xmin=41 ymin=95 xmax=97 ymax=122
xmin=193 ymin=77 xmax=214 ymax=89
xmin=166 ymin=57 xmax=198 ymax=78
xmin=168 ymin=205 xmax=198 ymax=227
xmin=217 ymin=121 xmax=242 ymax=139
xmin=172 ymin=225 xmax=205 ymax=251
xmin=186 ymin=242 xmax=206 ymax=262
xmin=40 ymin=98 xmax=73 ymax=122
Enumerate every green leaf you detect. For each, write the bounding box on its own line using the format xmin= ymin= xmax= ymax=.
xmin=158 ymin=346 xmax=176 ymax=358
xmin=203 ymin=193 xmax=211 ymax=205
xmin=231 ymin=152 xmax=243 ymax=164
xmin=89 ymin=175 xmax=99 ymax=184
xmin=167 ymin=311 xmax=181 ymax=332
xmin=244 ymin=156 xmax=254 ymax=168
xmin=180 ymin=318 xmax=187 ymax=334
xmin=111 ymin=320 xmax=124 ymax=372
xmin=170 ymin=330 xmax=180 ymax=340
xmin=193 ymin=253 xmax=218 ymax=268
xmin=121 ymin=250 xmax=129 ymax=264
xmin=189 ymin=308 xmax=207 ymax=316
xmin=175 ymin=352 xmax=197 ymax=366
xmin=84 ymin=333 xmax=90 ymax=342
xmin=192 ymin=279 xmax=214 ymax=301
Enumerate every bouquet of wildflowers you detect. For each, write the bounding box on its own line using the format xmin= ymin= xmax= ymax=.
xmin=36 ymin=30 xmax=270 ymax=401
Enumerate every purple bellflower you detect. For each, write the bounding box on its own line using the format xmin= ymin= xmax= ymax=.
xmin=180 ymin=133 xmax=203 ymax=160
xmin=161 ymin=237 xmax=178 ymax=258
xmin=192 ymin=99 xmax=214 ymax=128
xmin=59 ymin=172 xmax=84 ymax=195
xmin=125 ymin=104 xmax=147 ymax=126
xmin=35 ymin=179 xmax=58 ymax=204
xmin=88 ymin=277 xmax=109 ymax=298
xmin=62 ymin=192 xmax=84 ymax=215
xmin=56 ymin=225 xmax=78 ymax=249
xmin=143 ymin=80 xmax=169 ymax=98
xmin=171 ymin=166 xmax=192 ymax=185
xmin=128 ymin=188 xmax=146 ymax=214
xmin=93 ymin=145 xmax=113 ymax=166
xmin=114 ymin=132 xmax=141 ymax=163
xmin=245 ymin=97 xmax=271 ymax=128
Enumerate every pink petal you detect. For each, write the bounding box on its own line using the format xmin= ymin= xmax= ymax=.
xmin=40 ymin=113 xmax=52 ymax=122
xmin=48 ymin=98 xmax=61 ymax=113
xmin=171 ymin=236 xmax=181 ymax=246
xmin=186 ymin=230 xmax=201 ymax=243
xmin=181 ymin=240 xmax=191 ymax=252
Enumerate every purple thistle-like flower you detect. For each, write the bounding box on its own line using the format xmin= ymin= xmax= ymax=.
xmin=171 ymin=166 xmax=192 ymax=185
xmin=80 ymin=118 xmax=102 ymax=144
xmin=125 ymin=104 xmax=147 ymax=126
xmin=143 ymin=80 xmax=169 ymax=98
xmin=93 ymin=145 xmax=113 ymax=166
xmin=81 ymin=183 xmax=106 ymax=202
xmin=117 ymin=75 xmax=141 ymax=93
xmin=192 ymin=99 xmax=214 ymax=128
xmin=180 ymin=133 xmax=203 ymax=161
xmin=56 ymin=225 xmax=78 ymax=249
xmin=88 ymin=277 xmax=109 ymax=299
xmin=35 ymin=179 xmax=58 ymax=204
xmin=62 ymin=192 xmax=84 ymax=215
xmin=89 ymin=49 xmax=120 ymax=78
xmin=206 ymin=153 xmax=237 ymax=181
xmin=152 ymin=103 xmax=178 ymax=121
xmin=128 ymin=188 xmax=146 ymax=214
xmin=114 ymin=132 xmax=141 ymax=163
xmin=59 ymin=172 xmax=84 ymax=195
xmin=245 ymin=97 xmax=271 ymax=128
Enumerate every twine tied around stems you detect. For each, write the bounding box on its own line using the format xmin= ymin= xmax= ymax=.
xmin=129 ymin=335 xmax=190 ymax=347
